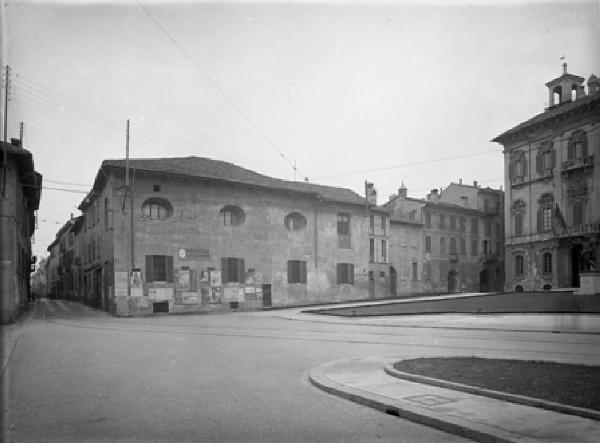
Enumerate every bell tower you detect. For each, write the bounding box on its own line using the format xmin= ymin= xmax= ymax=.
xmin=544 ymin=62 xmax=585 ymax=107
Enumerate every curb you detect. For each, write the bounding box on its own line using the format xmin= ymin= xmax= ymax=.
xmin=1 ymin=327 xmax=21 ymax=377
xmin=308 ymin=360 xmax=516 ymax=443
xmin=384 ymin=364 xmax=600 ymax=422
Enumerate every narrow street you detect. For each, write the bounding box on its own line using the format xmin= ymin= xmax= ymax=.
xmin=3 ymin=299 xmax=599 ymax=443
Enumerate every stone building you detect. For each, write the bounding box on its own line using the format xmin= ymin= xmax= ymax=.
xmin=385 ymin=180 xmax=504 ymax=294
xmin=493 ymin=64 xmax=600 ymax=292
xmin=0 ymin=139 xmax=42 ymax=323
xmin=45 ymin=216 xmax=80 ymax=301
xmin=72 ymin=156 xmax=389 ymax=316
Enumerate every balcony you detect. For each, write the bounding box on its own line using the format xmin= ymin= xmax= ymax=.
xmin=561 ymin=156 xmax=593 ymax=174
xmin=539 ymin=168 xmax=553 ymax=179
xmin=511 ymin=176 xmax=524 ymax=187
xmin=449 ymin=253 xmax=458 ymax=262
xmin=559 ymin=223 xmax=600 ymax=238
xmin=480 ymin=253 xmax=498 ymax=264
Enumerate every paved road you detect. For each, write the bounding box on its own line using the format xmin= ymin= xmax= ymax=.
xmin=2 ymin=299 xmax=598 ymax=443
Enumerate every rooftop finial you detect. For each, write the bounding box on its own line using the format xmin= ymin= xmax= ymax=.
xmin=560 ymin=54 xmax=567 ymax=74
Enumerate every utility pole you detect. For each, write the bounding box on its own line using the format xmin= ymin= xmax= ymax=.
xmin=125 ymin=119 xmax=131 ymax=297
xmin=3 ymin=65 xmax=10 ymax=142
xmin=19 ymin=121 xmax=23 ymax=145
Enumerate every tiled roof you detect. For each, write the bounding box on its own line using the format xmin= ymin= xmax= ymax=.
xmin=99 ymin=156 xmax=366 ymax=205
xmin=492 ymin=94 xmax=600 ymax=144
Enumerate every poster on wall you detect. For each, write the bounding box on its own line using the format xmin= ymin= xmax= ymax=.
xmin=224 ymin=287 xmax=244 ymax=302
xmin=200 ymin=287 xmax=210 ymax=304
xmin=148 ymin=287 xmax=174 ymax=301
xmin=200 ymin=271 xmax=209 ymax=283
xmin=210 ymin=287 xmax=222 ymax=304
xmin=181 ymin=292 xmax=199 ymax=304
xmin=245 ymin=271 xmax=262 ymax=285
xmin=131 ymin=268 xmax=142 ymax=288
xmin=210 ymin=271 xmax=221 ymax=286
xmin=176 ymin=268 xmax=190 ymax=291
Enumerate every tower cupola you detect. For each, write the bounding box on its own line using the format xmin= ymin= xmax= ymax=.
xmin=544 ymin=62 xmax=585 ymax=107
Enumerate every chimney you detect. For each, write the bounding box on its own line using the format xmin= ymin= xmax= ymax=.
xmin=10 ymin=137 xmax=21 ymax=147
xmin=365 ymin=182 xmax=377 ymax=205
xmin=473 ymin=180 xmax=478 ymax=188
xmin=459 ymin=178 xmax=462 ymax=185
xmin=588 ymin=74 xmax=599 ymax=95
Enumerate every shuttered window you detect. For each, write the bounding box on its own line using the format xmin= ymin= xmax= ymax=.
xmin=287 ymin=260 xmax=307 ymax=284
xmin=221 ymin=257 xmax=245 ymax=283
xmin=145 ymin=255 xmax=174 ymax=283
xmin=336 ymin=263 xmax=354 ymax=284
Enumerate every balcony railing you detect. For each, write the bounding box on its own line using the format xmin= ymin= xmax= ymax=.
xmin=559 ymin=223 xmax=600 ymax=238
xmin=561 ymin=156 xmax=593 ymax=174
xmin=511 ymin=176 xmax=524 ymax=186
xmin=338 ymin=234 xmax=351 ymax=249
xmin=539 ymin=168 xmax=553 ymax=179
xmin=480 ymin=253 xmax=498 ymax=263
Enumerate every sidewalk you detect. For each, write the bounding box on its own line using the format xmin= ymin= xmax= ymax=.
xmin=1 ymin=302 xmax=36 ymax=375
xmin=309 ymin=356 xmax=600 ymax=443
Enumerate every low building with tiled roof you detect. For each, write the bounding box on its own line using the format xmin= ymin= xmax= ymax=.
xmin=493 ymin=63 xmax=600 ymax=293
xmin=71 ymin=156 xmax=392 ymax=316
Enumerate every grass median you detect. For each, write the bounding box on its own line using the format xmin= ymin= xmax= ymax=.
xmin=393 ymin=357 xmax=600 ymax=411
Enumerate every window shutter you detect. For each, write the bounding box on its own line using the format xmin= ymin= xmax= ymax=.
xmin=336 ymin=263 xmax=342 ymax=284
xmin=146 ymin=256 xmax=154 ymax=283
xmin=583 ymin=140 xmax=588 ymax=157
xmin=522 ymin=157 xmax=527 ymax=176
xmin=349 ymin=264 xmax=354 ymax=285
xmin=536 ymin=150 xmax=542 ymax=173
xmin=301 ymin=261 xmax=307 ymax=284
xmin=537 ymin=208 xmax=543 ymax=233
xmin=568 ymin=143 xmax=574 ymax=160
xmin=238 ymin=258 xmax=245 ymax=283
xmin=551 ymin=149 xmax=556 ymax=168
xmin=221 ymin=257 xmax=228 ymax=283
xmin=287 ymin=261 xmax=293 ymax=283
xmin=166 ymin=256 xmax=174 ymax=283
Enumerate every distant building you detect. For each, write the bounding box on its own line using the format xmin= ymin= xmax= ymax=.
xmin=69 ymin=156 xmax=389 ymax=316
xmin=493 ymin=63 xmax=600 ymax=292
xmin=45 ymin=216 xmax=80 ymax=301
xmin=385 ymin=180 xmax=504 ymax=294
xmin=0 ymin=139 xmax=42 ymax=323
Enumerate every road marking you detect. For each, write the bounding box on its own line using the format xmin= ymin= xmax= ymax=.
xmin=55 ymin=300 xmax=71 ymax=312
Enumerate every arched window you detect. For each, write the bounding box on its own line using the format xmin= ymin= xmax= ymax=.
xmin=512 ymin=200 xmax=526 ymax=236
xmin=552 ymin=86 xmax=562 ymax=105
xmin=220 ymin=205 xmax=245 ymax=226
xmin=536 ymin=141 xmax=555 ymax=177
xmin=141 ymin=197 xmax=173 ymax=220
xmin=542 ymin=252 xmax=552 ymax=275
xmin=571 ymin=84 xmax=578 ymax=101
xmin=537 ymin=193 xmax=554 ymax=233
xmin=284 ymin=212 xmax=307 ymax=231
xmin=515 ymin=255 xmax=524 ymax=276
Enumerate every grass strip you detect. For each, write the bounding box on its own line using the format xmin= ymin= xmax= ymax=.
xmin=393 ymin=357 xmax=600 ymax=411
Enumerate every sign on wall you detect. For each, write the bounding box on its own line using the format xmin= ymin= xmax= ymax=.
xmin=176 ymin=268 xmax=190 ymax=290
xmin=224 ymin=287 xmax=244 ymax=302
xmin=178 ymin=248 xmax=210 ymax=261
xmin=148 ymin=287 xmax=174 ymax=301
xmin=210 ymin=287 xmax=222 ymax=304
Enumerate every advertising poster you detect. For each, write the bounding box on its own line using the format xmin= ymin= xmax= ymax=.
xmin=210 ymin=286 xmax=222 ymax=304
xmin=176 ymin=268 xmax=190 ymax=291
xmin=131 ymin=268 xmax=142 ymax=288
xmin=210 ymin=271 xmax=221 ymax=286
xmin=182 ymin=292 xmax=199 ymax=304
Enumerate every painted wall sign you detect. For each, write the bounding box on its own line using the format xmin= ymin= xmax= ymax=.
xmin=178 ymin=248 xmax=210 ymax=260
xmin=181 ymin=292 xmax=199 ymax=304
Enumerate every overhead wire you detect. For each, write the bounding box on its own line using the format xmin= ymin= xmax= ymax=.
xmin=134 ymin=0 xmax=310 ymax=181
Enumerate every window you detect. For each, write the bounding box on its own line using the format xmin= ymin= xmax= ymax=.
xmin=146 ymin=255 xmax=174 ymax=283
xmin=410 ymin=230 xmax=417 ymax=248
xmin=381 ymin=216 xmax=386 ymax=235
xmin=369 ymin=215 xmax=374 ymax=232
xmin=412 ymin=262 xmax=418 ymax=281
xmin=104 ymin=197 xmax=109 ymax=230
xmin=449 ymin=238 xmax=457 ymax=253
xmin=537 ymin=194 xmax=554 ymax=233
xmin=459 ymin=217 xmax=466 ymax=233
xmin=543 ymin=253 xmax=552 ymax=274
xmin=536 ymin=142 xmax=555 ymax=176
xmin=425 ymin=212 xmax=431 ymax=228
xmin=512 ymin=200 xmax=526 ymax=236
xmin=572 ymin=200 xmax=584 ymax=226
xmin=440 ymin=237 xmax=446 ymax=254
xmin=153 ymin=184 xmax=161 ymax=192
xmin=567 ymin=130 xmax=588 ymax=160
xmin=439 ymin=214 xmax=445 ymax=229
xmin=287 ymin=260 xmax=307 ymax=284
xmin=369 ymin=238 xmax=375 ymax=262
xmin=484 ymin=221 xmax=492 ymax=237
xmin=221 ymin=257 xmax=245 ymax=283
xmin=220 ymin=205 xmax=244 ymax=226
xmin=336 ymin=263 xmax=354 ymax=284
xmin=450 ymin=216 xmax=457 ymax=231
xmin=379 ymin=271 xmax=386 ymax=278
xmin=337 ymin=213 xmax=350 ymax=235
xmin=285 ymin=212 xmax=307 ymax=231
xmin=425 ymin=236 xmax=431 ymax=253
xmin=471 ymin=239 xmax=478 ymax=256
xmin=483 ymin=240 xmax=490 ymax=254
xmin=424 ymin=263 xmax=431 ymax=281
xmin=142 ymin=197 xmax=173 ymax=220
xmin=496 ymin=223 xmax=501 ymax=238
xmin=399 ymin=229 xmax=407 ymax=247
xmin=515 ymin=255 xmax=524 ymax=276
xmin=510 ymin=151 xmax=527 ymax=184
xmin=381 ymin=240 xmax=386 ymax=262
xmin=460 ymin=238 xmax=466 ymax=255
xmin=471 ymin=218 xmax=478 ymax=235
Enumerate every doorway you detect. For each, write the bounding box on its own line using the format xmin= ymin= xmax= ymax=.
xmin=479 ymin=269 xmax=491 ymax=292
xmin=572 ymin=244 xmax=582 ymax=287
xmin=389 ymin=267 xmax=397 ymax=297
xmin=448 ymin=270 xmax=459 ymax=293
xmin=262 ymin=284 xmax=272 ymax=307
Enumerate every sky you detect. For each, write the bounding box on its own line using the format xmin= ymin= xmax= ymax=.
xmin=2 ymin=0 xmax=600 ymax=259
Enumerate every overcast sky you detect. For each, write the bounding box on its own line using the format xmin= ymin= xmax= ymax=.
xmin=4 ymin=0 xmax=600 ymax=259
